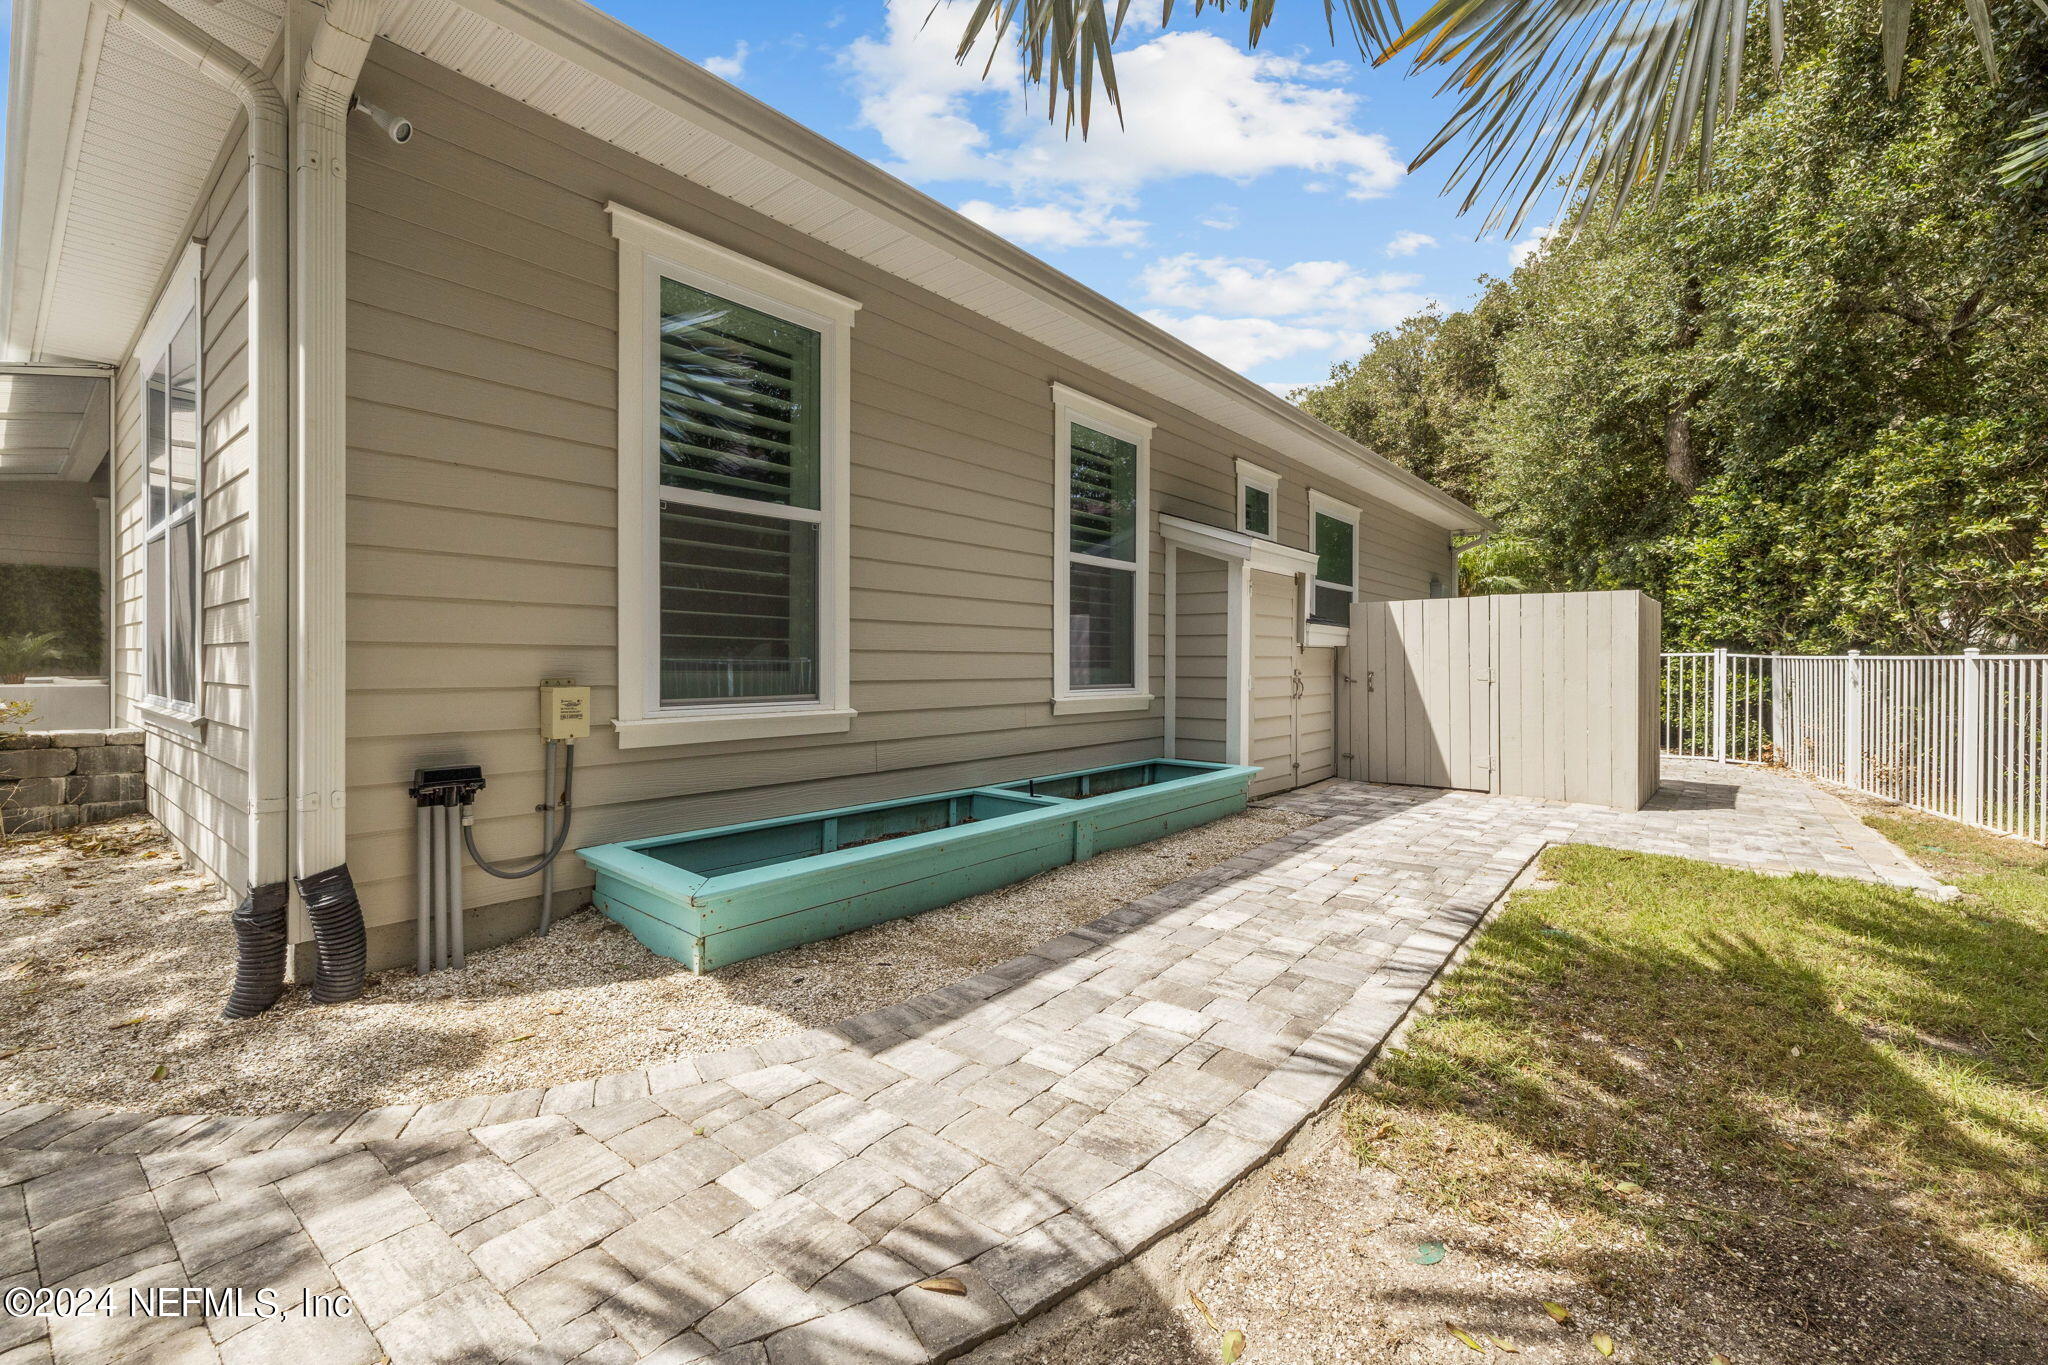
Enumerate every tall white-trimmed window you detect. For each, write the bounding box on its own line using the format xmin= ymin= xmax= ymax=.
xmin=1052 ymin=384 xmax=1152 ymax=714
xmin=135 ymin=249 xmax=203 ymax=716
xmin=1236 ymin=458 xmax=1279 ymax=540
xmin=1308 ymin=491 xmax=1360 ymax=632
xmin=610 ymin=204 xmax=858 ymax=748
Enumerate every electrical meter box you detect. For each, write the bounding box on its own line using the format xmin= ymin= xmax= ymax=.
xmin=539 ymin=681 xmax=591 ymax=741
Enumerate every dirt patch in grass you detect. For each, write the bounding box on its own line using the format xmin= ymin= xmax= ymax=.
xmin=971 ymin=1111 xmax=1596 ymax=1365
xmin=0 ymin=804 xmax=1320 ymax=1116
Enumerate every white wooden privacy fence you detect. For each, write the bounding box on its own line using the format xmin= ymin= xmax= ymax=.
xmin=1355 ymin=592 xmax=1661 ymax=812
xmin=1662 ymin=649 xmax=2048 ymax=843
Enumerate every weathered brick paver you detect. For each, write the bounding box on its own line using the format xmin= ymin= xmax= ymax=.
xmin=0 ymin=760 xmax=1945 ymax=1362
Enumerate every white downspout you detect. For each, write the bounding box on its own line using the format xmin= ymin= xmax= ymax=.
xmin=89 ymin=0 xmax=292 ymax=900
xmin=291 ymin=0 xmax=380 ymax=893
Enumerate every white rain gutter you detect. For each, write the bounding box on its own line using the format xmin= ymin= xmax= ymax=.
xmin=291 ymin=0 xmax=380 ymax=889
xmin=88 ymin=0 xmax=293 ymax=898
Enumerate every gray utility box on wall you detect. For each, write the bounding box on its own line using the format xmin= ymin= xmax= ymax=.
xmin=1348 ymin=590 xmax=1662 ymax=812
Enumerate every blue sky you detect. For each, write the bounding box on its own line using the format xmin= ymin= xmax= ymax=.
xmin=618 ymin=0 xmax=1540 ymax=395
xmin=0 ymin=1 xmax=1540 ymax=393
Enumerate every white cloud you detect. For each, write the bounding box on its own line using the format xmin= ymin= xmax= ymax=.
xmin=703 ymin=41 xmax=749 ymax=81
xmin=1142 ymin=312 xmax=1365 ymax=372
xmin=844 ymin=2 xmax=1403 ymax=199
xmin=1261 ymin=380 xmax=1316 ymax=401
xmin=1510 ymin=225 xmax=1559 ymax=267
xmin=1137 ymin=254 xmax=1429 ymax=329
xmin=1201 ymin=204 xmax=1240 ymax=232
xmin=958 ymin=197 xmax=1148 ymax=248
xmin=1134 ymin=254 xmax=1433 ymax=375
xmin=1385 ymin=230 xmax=1436 ymax=258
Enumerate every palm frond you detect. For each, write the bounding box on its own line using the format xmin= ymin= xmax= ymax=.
xmin=945 ymin=0 xmax=1402 ymax=133
xmin=1386 ymin=0 xmax=2018 ymax=233
xmin=1998 ymin=110 xmax=2048 ymax=185
xmin=949 ymin=0 xmax=2028 ymax=232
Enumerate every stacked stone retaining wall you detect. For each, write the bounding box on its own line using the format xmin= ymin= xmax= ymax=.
xmin=0 ymin=728 xmax=145 ymax=834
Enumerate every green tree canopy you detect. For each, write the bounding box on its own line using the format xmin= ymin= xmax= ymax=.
xmin=1296 ymin=6 xmax=2048 ymax=651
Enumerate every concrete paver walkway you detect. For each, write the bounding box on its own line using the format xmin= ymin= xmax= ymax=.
xmin=0 ymin=760 xmax=1944 ymax=1364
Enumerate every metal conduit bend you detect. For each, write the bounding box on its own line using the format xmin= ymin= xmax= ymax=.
xmin=463 ymin=744 xmax=577 ymax=881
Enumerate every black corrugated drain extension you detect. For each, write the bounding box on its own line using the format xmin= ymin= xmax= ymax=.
xmin=221 ymin=880 xmax=290 ymax=1019
xmin=298 ymin=863 xmax=368 ymax=1004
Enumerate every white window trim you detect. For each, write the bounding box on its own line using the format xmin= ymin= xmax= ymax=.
xmin=1235 ymin=458 xmax=1279 ymax=541
xmin=137 ymin=699 xmax=208 ymax=742
xmin=1051 ymin=383 xmax=1153 ymax=714
xmin=1306 ymin=490 xmax=1361 ymax=647
xmin=132 ymin=242 xmax=205 ymax=723
xmin=609 ymin=203 xmax=860 ymax=749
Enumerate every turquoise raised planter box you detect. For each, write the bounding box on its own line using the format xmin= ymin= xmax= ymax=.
xmin=577 ymin=759 xmax=1258 ymax=972
xmin=995 ymin=759 xmax=1259 ymax=857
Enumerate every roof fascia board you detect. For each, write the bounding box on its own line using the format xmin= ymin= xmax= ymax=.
xmin=3 ymin=0 xmax=96 ymax=362
xmin=446 ymin=0 xmax=1488 ymax=532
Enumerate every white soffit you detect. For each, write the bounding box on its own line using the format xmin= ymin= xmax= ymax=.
xmin=15 ymin=0 xmax=285 ymax=365
xmin=376 ymin=0 xmax=1487 ymax=533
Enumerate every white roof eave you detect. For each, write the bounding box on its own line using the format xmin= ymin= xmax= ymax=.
xmin=1 ymin=0 xmax=95 ymax=363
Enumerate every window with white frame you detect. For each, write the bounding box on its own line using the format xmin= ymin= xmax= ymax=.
xmin=1052 ymin=385 xmax=1152 ymax=710
xmin=1236 ymin=458 xmax=1278 ymax=540
xmin=609 ymin=205 xmax=858 ymax=747
xmin=1308 ymin=492 xmax=1360 ymax=627
xmin=137 ymin=256 xmax=203 ymax=713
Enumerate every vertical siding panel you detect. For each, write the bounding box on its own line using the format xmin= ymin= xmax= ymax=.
xmin=1171 ymin=550 xmax=1229 ymax=762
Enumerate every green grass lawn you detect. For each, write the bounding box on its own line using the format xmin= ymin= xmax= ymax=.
xmin=1348 ymin=811 xmax=2048 ymax=1361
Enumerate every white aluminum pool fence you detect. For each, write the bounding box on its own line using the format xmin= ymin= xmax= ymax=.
xmin=1661 ymin=649 xmax=2048 ymax=844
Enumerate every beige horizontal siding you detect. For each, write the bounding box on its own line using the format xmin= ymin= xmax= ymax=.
xmin=340 ymin=42 xmax=1457 ymax=934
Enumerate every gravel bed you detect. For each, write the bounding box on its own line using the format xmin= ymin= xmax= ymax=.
xmin=0 ymin=802 xmax=1321 ymax=1116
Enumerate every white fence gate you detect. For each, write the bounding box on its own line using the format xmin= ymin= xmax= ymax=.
xmin=1661 ymin=649 xmax=2048 ymax=843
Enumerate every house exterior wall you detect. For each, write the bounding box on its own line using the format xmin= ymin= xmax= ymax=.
xmin=110 ymin=138 xmax=254 ymax=892
xmin=339 ymin=43 xmax=1458 ymax=963
xmin=0 ymin=478 xmax=101 ymax=570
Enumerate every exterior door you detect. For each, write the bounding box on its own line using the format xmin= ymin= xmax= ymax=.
xmin=1248 ymin=570 xmax=1335 ymax=797
xmin=1354 ymin=596 xmax=1495 ymax=790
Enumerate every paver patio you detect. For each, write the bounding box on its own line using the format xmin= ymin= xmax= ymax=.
xmin=0 ymin=759 xmax=1945 ymax=1364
